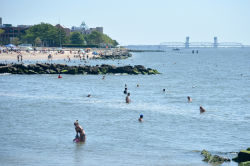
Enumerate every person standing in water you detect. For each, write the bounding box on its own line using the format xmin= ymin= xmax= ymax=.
xmin=200 ymin=106 xmax=206 ymax=113
xmin=187 ymin=96 xmax=192 ymax=102
xmin=126 ymin=93 xmax=131 ymax=103
xmin=74 ymin=120 xmax=86 ymax=142
xmin=58 ymin=74 xmax=62 ymax=78
xmin=138 ymin=114 xmax=143 ymax=122
xmin=124 ymin=87 xmax=128 ymax=94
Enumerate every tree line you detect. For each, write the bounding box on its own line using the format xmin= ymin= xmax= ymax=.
xmin=1 ymin=23 xmax=119 ymax=47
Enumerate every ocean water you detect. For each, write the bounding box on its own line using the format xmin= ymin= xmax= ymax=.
xmin=0 ymin=48 xmax=250 ymax=166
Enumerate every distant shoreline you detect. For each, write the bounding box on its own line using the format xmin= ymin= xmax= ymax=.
xmin=128 ymin=49 xmax=164 ymax=52
xmin=0 ymin=47 xmax=131 ymax=61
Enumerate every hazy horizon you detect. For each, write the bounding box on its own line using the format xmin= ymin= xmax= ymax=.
xmin=1 ymin=0 xmax=250 ymax=45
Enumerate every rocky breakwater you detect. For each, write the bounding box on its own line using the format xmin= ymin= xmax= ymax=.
xmin=232 ymin=148 xmax=250 ymax=166
xmin=0 ymin=63 xmax=160 ymax=75
xmin=94 ymin=48 xmax=132 ymax=60
xmin=201 ymin=149 xmax=231 ymax=165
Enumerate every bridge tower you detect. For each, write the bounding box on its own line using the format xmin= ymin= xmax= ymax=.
xmin=214 ymin=37 xmax=218 ymax=48
xmin=185 ymin=36 xmax=190 ymax=48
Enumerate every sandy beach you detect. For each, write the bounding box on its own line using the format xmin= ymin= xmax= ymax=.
xmin=0 ymin=49 xmax=100 ymax=61
xmin=0 ymin=47 xmax=130 ymax=62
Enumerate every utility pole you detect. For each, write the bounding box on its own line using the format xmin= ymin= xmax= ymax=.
xmin=59 ymin=18 xmax=62 ymax=48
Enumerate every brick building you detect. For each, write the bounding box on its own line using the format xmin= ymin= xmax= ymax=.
xmin=0 ymin=24 xmax=31 ymax=44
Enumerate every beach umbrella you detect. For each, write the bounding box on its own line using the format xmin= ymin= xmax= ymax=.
xmin=79 ymin=49 xmax=85 ymax=53
xmin=26 ymin=47 xmax=33 ymax=50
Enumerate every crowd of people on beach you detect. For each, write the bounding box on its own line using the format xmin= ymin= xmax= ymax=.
xmin=0 ymin=45 xmax=130 ymax=63
xmin=0 ymin=46 xmax=101 ymax=63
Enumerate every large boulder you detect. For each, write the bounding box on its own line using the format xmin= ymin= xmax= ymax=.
xmin=209 ymin=155 xmax=230 ymax=163
xmin=0 ymin=66 xmax=9 ymax=73
xmin=201 ymin=149 xmax=212 ymax=162
xmin=116 ymin=66 xmax=134 ymax=74
xmin=233 ymin=149 xmax=250 ymax=163
xmin=36 ymin=63 xmax=49 ymax=70
xmin=239 ymin=161 xmax=250 ymax=166
xmin=99 ymin=64 xmax=112 ymax=74
xmin=27 ymin=70 xmax=38 ymax=74
xmin=147 ymin=68 xmax=160 ymax=74
xmin=68 ymin=67 xmax=78 ymax=74
xmin=134 ymin=65 xmax=146 ymax=72
xmin=88 ymin=66 xmax=99 ymax=74
xmin=13 ymin=64 xmax=27 ymax=70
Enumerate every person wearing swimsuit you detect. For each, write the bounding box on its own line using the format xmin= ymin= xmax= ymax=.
xmin=74 ymin=120 xmax=86 ymax=142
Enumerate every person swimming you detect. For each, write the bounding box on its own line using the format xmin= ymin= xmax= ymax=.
xmin=200 ymin=106 xmax=206 ymax=113
xmin=163 ymin=89 xmax=166 ymax=92
xmin=87 ymin=94 xmax=91 ymax=97
xmin=126 ymin=93 xmax=131 ymax=103
xmin=138 ymin=114 xmax=143 ymax=122
xmin=58 ymin=74 xmax=62 ymax=78
xmin=187 ymin=96 xmax=192 ymax=102
xmin=74 ymin=120 xmax=86 ymax=142
xmin=124 ymin=88 xmax=128 ymax=94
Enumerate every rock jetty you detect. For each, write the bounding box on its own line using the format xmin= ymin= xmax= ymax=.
xmin=201 ymin=149 xmax=230 ymax=165
xmin=95 ymin=48 xmax=132 ymax=59
xmin=0 ymin=63 xmax=160 ymax=75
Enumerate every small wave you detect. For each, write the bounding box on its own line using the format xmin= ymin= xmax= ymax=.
xmin=0 ymin=73 xmax=11 ymax=76
xmin=0 ymin=92 xmax=65 ymax=100
xmin=114 ymin=73 xmax=128 ymax=76
xmin=244 ymin=114 xmax=250 ymax=120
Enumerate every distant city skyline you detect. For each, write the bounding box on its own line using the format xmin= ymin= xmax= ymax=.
xmin=1 ymin=0 xmax=250 ymax=45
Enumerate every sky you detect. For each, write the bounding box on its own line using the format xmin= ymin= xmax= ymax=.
xmin=1 ymin=0 xmax=250 ymax=45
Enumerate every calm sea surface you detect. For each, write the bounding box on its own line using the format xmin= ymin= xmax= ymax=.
xmin=0 ymin=48 xmax=250 ymax=166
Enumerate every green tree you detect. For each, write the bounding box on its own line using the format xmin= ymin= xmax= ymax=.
xmin=0 ymin=29 xmax=5 ymax=44
xmin=34 ymin=37 xmax=42 ymax=46
xmin=0 ymin=29 xmax=4 ymax=35
xmin=12 ymin=37 xmax=20 ymax=45
xmin=102 ymin=34 xmax=119 ymax=46
xmin=23 ymin=23 xmax=67 ymax=47
xmin=85 ymin=31 xmax=119 ymax=47
xmin=70 ymin=32 xmax=85 ymax=44
xmin=85 ymin=31 xmax=103 ymax=45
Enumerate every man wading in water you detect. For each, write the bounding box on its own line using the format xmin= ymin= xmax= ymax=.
xmin=126 ymin=93 xmax=131 ymax=103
